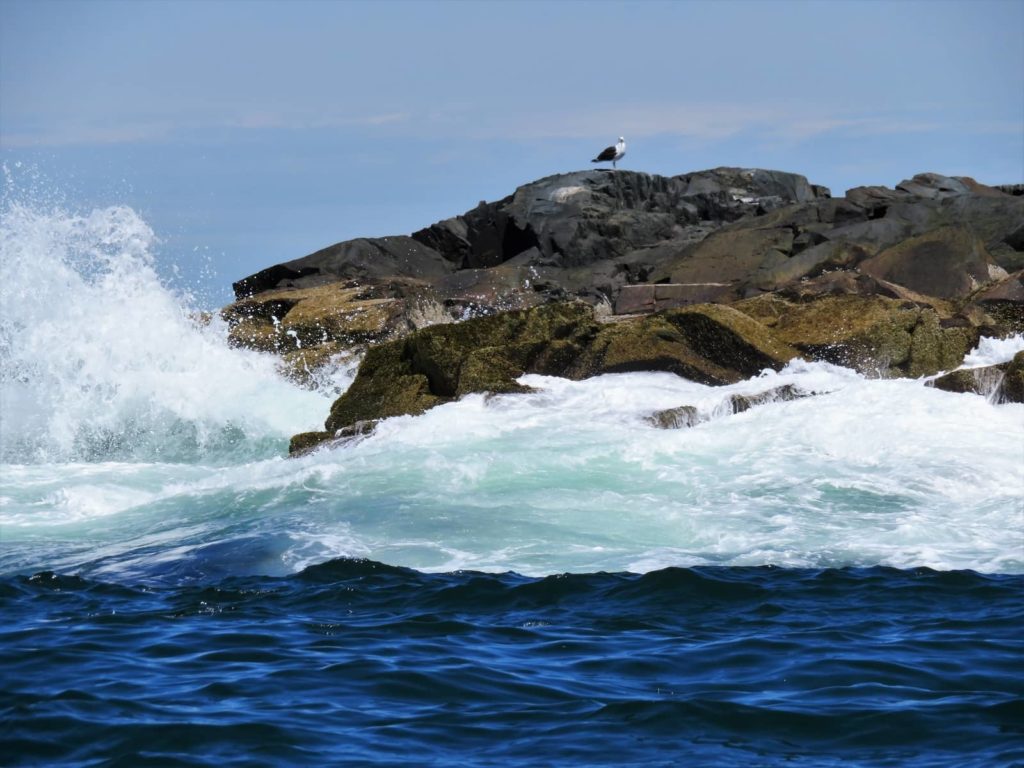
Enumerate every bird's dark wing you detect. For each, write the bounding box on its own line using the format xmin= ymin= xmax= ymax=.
xmin=592 ymin=145 xmax=616 ymax=162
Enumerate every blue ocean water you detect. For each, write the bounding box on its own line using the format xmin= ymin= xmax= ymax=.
xmin=2 ymin=201 xmax=1023 ymax=766
xmin=2 ymin=563 xmax=1023 ymax=767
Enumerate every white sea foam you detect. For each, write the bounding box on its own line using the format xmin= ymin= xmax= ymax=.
xmin=961 ymin=334 xmax=1024 ymax=368
xmin=0 ymin=201 xmax=336 ymax=463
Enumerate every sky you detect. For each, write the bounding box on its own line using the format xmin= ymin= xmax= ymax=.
xmin=2 ymin=0 xmax=1022 ymax=307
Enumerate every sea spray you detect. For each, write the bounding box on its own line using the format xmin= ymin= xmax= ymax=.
xmin=0 ymin=200 xmax=345 ymax=464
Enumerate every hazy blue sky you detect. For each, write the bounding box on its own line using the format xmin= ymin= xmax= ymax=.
xmin=2 ymin=0 xmax=1022 ymax=306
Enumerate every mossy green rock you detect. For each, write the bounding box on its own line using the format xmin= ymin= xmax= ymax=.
xmin=323 ymin=302 xmax=597 ymax=436
xmin=734 ymin=294 xmax=979 ymax=377
xmin=1001 ymin=351 xmax=1024 ymax=403
xmin=574 ymin=304 xmax=798 ymax=384
xmin=298 ymin=301 xmax=797 ymax=453
xmin=928 ymin=351 xmax=1024 ymax=403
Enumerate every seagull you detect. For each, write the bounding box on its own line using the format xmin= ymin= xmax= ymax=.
xmin=592 ymin=136 xmax=626 ymax=169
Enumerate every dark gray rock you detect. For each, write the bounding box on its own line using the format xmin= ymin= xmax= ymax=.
xmin=646 ymin=404 xmax=703 ymax=429
xmin=232 ymin=166 xmax=1023 ymax=346
xmin=859 ymin=226 xmax=1004 ymax=300
xmin=646 ymin=384 xmax=816 ymax=430
xmin=233 ymin=237 xmax=454 ymax=298
xmin=928 ymin=366 xmax=1006 ymax=398
xmin=896 ymin=173 xmax=976 ymax=199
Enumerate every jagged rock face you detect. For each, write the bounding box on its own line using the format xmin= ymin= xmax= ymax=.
xmin=410 ymin=168 xmax=823 ymax=273
xmin=231 ymin=167 xmax=1022 ymax=342
xmin=233 ymin=167 xmax=827 ymax=302
xmin=654 ymin=174 xmax=1023 ymax=302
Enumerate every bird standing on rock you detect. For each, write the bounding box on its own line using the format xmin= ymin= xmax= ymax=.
xmin=592 ymin=137 xmax=626 ymax=169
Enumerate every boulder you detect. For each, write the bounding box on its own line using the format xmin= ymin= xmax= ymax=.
xmin=973 ymin=270 xmax=1024 ymax=334
xmin=290 ymin=420 xmax=378 ymax=457
xmin=321 ymin=302 xmax=597 ymax=437
xmin=572 ymin=304 xmax=797 ymax=384
xmin=296 ymin=301 xmax=797 ymax=453
xmin=1001 ymin=351 xmax=1024 ymax=403
xmin=928 ymin=366 xmax=1006 ymax=399
xmin=927 ymin=351 xmax=1024 ymax=404
xmin=859 ymin=226 xmax=1005 ymax=300
xmin=733 ymin=294 xmax=980 ymax=377
xmin=646 ymin=384 xmax=815 ymax=429
xmin=232 ymin=237 xmax=455 ymax=298
xmin=647 ymin=405 xmax=703 ymax=429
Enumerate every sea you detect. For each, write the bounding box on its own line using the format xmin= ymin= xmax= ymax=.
xmin=1 ymin=197 xmax=1022 ymax=767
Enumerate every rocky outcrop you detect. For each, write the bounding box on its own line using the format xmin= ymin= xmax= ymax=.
xmin=220 ymin=165 xmax=1023 ymax=452
xmin=234 ymin=169 xmax=1023 ymax=320
xmin=290 ymin=301 xmax=798 ymax=454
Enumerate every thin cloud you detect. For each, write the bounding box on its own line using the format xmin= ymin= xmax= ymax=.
xmin=227 ymin=111 xmax=412 ymax=131
xmin=1 ymin=111 xmax=413 ymax=148
xmin=1 ymin=121 xmax=175 ymax=148
xmin=433 ymin=102 xmax=957 ymax=143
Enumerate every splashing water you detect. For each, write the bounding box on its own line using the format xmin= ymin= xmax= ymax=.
xmin=0 ymin=200 xmax=338 ymax=464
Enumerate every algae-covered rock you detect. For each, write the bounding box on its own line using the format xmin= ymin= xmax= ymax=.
xmin=1001 ymin=351 xmax=1024 ymax=403
xmin=289 ymin=430 xmax=335 ymax=457
xmin=574 ymin=304 xmax=797 ymax=384
xmin=222 ymin=280 xmax=450 ymax=382
xmin=927 ymin=350 xmax=1024 ymax=403
xmin=928 ymin=366 xmax=1006 ymax=398
xmin=321 ymin=302 xmax=598 ymax=440
xmin=733 ymin=294 xmax=979 ymax=377
xmin=294 ymin=300 xmax=798 ymax=453
xmin=325 ymin=342 xmax=442 ymax=433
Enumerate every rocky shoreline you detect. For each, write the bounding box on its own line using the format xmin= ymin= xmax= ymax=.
xmin=220 ymin=167 xmax=1024 ymax=454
